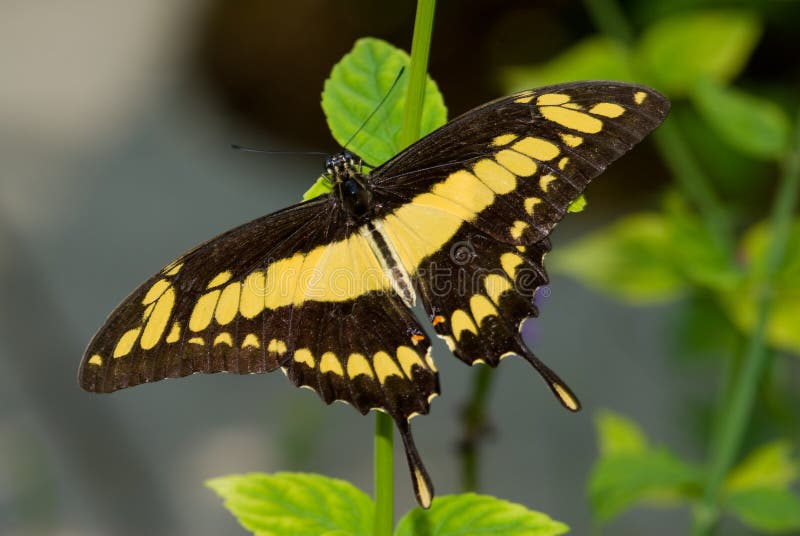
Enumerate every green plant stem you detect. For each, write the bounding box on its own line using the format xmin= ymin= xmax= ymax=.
xmin=693 ymin=112 xmax=800 ymax=536
xmin=653 ymin=121 xmax=734 ymax=252
xmin=373 ymin=2 xmax=437 ymax=534
xmin=399 ymin=0 xmax=437 ymax=149
xmin=373 ymin=412 xmax=394 ymax=536
xmin=459 ymin=365 xmax=494 ymax=491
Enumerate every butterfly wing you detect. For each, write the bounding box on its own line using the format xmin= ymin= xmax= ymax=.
xmin=80 ymin=194 xmax=438 ymax=505
xmin=368 ymin=81 xmax=669 ymax=408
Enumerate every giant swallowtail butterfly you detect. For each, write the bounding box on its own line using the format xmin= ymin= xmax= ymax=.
xmin=80 ymin=81 xmax=669 ymax=507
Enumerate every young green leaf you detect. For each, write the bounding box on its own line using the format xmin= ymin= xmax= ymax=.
xmin=724 ymin=487 xmax=800 ymax=533
xmin=636 ymin=10 xmax=762 ymax=95
xmin=551 ymin=213 xmax=688 ymax=303
xmin=567 ymin=194 xmax=587 ymax=214
xmin=302 ymin=176 xmax=333 ymax=201
xmin=692 ymin=78 xmax=790 ymax=160
xmin=595 ymin=410 xmax=649 ymax=456
xmin=501 ymin=36 xmax=634 ymax=92
xmin=589 ymin=450 xmax=701 ymax=523
xmin=722 ymin=219 xmax=800 ymax=355
xmin=394 ymin=493 xmax=569 ymax=536
xmin=322 ymin=37 xmax=447 ymax=168
xmin=724 ymin=441 xmax=799 ymax=493
xmin=206 ymin=472 xmax=374 ymax=536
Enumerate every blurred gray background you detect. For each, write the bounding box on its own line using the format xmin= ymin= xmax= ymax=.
xmin=1 ymin=1 xmax=707 ymax=535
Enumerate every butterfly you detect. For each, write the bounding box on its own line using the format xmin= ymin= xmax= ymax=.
xmin=80 ymin=81 xmax=670 ymax=508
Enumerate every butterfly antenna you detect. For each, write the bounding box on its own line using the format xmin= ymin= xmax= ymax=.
xmin=343 ymin=66 xmax=406 ymax=150
xmin=230 ymin=144 xmax=328 ymax=156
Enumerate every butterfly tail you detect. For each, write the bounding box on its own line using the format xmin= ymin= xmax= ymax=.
xmin=517 ymin=344 xmax=581 ymax=412
xmin=395 ymin=417 xmax=434 ymax=509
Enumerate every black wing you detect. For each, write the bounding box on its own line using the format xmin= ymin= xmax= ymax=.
xmin=80 ymin=194 xmax=439 ymax=506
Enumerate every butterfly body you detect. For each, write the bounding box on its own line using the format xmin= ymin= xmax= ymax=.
xmin=80 ymin=81 xmax=670 ymax=508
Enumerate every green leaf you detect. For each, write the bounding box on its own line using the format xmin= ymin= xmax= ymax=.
xmin=725 ymin=441 xmax=800 ymax=493
xmin=206 ymin=472 xmax=374 ymax=536
xmin=501 ymin=36 xmax=634 ymax=92
xmin=636 ymin=10 xmax=762 ymax=95
xmin=551 ymin=213 xmax=688 ymax=303
xmin=567 ymin=194 xmax=587 ymax=213
xmin=394 ymin=493 xmax=569 ymax=536
xmin=302 ymin=176 xmax=333 ymax=201
xmin=595 ymin=410 xmax=649 ymax=456
xmin=322 ymin=37 xmax=447 ymax=168
xmin=692 ymin=78 xmax=790 ymax=160
xmin=722 ymin=219 xmax=800 ymax=355
xmin=589 ymin=449 xmax=701 ymax=523
xmin=725 ymin=487 xmax=800 ymax=533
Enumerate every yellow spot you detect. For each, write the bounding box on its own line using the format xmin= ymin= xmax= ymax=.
xmin=495 ymin=150 xmax=537 ymax=177
xmin=473 ymin=159 xmax=517 ymax=194
xmin=397 ymin=346 xmax=425 ymax=378
xmin=163 ymin=262 xmax=183 ymax=276
xmin=590 ymin=102 xmax=625 ymax=118
xmin=514 ymin=95 xmax=533 ymax=104
xmin=188 ymin=337 xmax=205 ymax=346
xmin=294 ymin=348 xmax=315 ymax=367
xmin=140 ymin=287 xmax=176 ymax=350
xmin=563 ymin=102 xmax=584 ymax=110
xmin=451 ymin=309 xmax=478 ymax=340
xmin=415 ymin=468 xmax=432 ymax=509
xmin=635 ymin=91 xmax=647 ymax=104
xmin=142 ymin=279 xmax=171 ymax=305
xmin=431 ymin=170 xmax=495 ymax=215
xmin=432 ymin=315 xmax=445 ymax=326
xmin=347 ymin=353 xmax=373 ymax=379
xmin=536 ymin=93 xmax=570 ymax=106
xmin=558 ymin=157 xmax=569 ymax=171
xmin=214 ymin=333 xmax=233 ymax=347
xmin=267 ymin=339 xmax=287 ymax=355
xmin=382 ymin=169 xmax=497 ymax=276
xmin=470 ymin=294 xmax=498 ymax=326
xmin=484 ymin=274 xmax=513 ymax=304
xmin=473 ymin=358 xmax=486 ymax=365
xmin=510 ymin=220 xmax=529 ymax=240
xmin=207 ymin=271 xmax=232 ymax=289
xmin=320 ymin=352 xmax=344 ymax=376
xmin=411 ymin=334 xmax=426 ymax=345
xmin=540 ymin=106 xmax=603 ymax=133
xmin=88 ymin=354 xmax=103 ymax=366
xmin=166 ymin=322 xmax=181 ymax=343
xmin=424 ymin=348 xmax=438 ymax=372
xmin=189 ymin=290 xmax=221 ymax=332
xmin=142 ymin=302 xmax=156 ymax=321
xmin=113 ymin=328 xmax=141 ymax=358
xmin=373 ymin=351 xmax=402 ymax=383
xmin=501 ymin=252 xmax=524 ymax=278
xmin=553 ymin=383 xmax=579 ymax=411
xmin=214 ymin=282 xmax=241 ymax=326
xmin=539 ymin=174 xmax=557 ymax=192
xmin=516 ymin=245 xmax=526 ymax=252
xmin=242 ymin=333 xmax=260 ymax=349
xmin=491 ymin=133 xmax=518 ymax=147
xmin=512 ymin=137 xmax=560 ymax=161
xmin=524 ymin=197 xmax=542 ymax=214
xmin=560 ymin=133 xmax=583 ymax=147
xmin=240 ymin=271 xmax=266 ymax=319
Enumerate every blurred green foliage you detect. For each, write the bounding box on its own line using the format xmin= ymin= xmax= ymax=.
xmin=502 ymin=3 xmax=799 ymax=534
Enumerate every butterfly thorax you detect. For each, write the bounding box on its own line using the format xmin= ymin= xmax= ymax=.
xmin=326 ymin=150 xmax=373 ymax=221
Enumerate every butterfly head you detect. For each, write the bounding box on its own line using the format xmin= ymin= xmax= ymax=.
xmin=324 ymin=150 xmax=362 ymax=183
